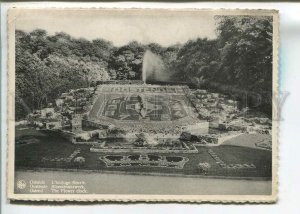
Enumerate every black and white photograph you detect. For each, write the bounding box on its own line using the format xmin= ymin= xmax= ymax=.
xmin=7 ymin=8 xmax=278 ymax=202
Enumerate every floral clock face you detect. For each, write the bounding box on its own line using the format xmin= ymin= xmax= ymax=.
xmin=102 ymin=94 xmax=188 ymax=121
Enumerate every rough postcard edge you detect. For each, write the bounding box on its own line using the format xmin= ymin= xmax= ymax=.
xmin=6 ymin=7 xmax=279 ymax=203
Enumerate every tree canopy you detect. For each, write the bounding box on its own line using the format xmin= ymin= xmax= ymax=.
xmin=15 ymin=16 xmax=273 ymax=119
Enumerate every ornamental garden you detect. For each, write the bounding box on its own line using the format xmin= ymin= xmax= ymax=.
xmin=15 ymin=81 xmax=272 ymax=178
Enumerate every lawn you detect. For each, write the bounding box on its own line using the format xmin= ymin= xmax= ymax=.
xmin=15 ymin=127 xmax=272 ymax=179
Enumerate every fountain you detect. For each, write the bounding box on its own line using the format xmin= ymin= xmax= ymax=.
xmin=142 ymin=50 xmax=167 ymax=84
xmin=142 ymin=57 xmax=147 ymax=84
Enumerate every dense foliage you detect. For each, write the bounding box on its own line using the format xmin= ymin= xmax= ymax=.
xmin=172 ymin=16 xmax=273 ymax=115
xmin=15 ymin=15 xmax=273 ymax=119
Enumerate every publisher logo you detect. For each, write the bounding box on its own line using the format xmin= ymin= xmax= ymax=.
xmin=17 ymin=180 xmax=26 ymax=189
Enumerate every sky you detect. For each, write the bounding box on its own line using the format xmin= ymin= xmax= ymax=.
xmin=15 ymin=9 xmax=218 ymax=47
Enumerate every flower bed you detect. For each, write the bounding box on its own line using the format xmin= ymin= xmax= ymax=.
xmin=99 ymin=154 xmax=189 ymax=169
xmin=90 ymin=144 xmax=198 ymax=154
xmin=255 ymin=141 xmax=272 ymax=150
xmin=207 ymin=149 xmax=256 ymax=169
xmin=42 ymin=148 xmax=81 ymax=163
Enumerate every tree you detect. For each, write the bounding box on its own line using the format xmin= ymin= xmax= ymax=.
xmin=215 ymin=16 xmax=272 ymax=88
xmin=215 ymin=16 xmax=273 ymax=114
xmin=174 ymin=38 xmax=220 ymax=82
xmin=15 ymin=30 xmax=112 ymax=119
xmin=109 ymin=42 xmax=145 ymax=80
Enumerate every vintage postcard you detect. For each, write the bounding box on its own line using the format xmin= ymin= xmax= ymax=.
xmin=7 ymin=8 xmax=279 ymax=202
